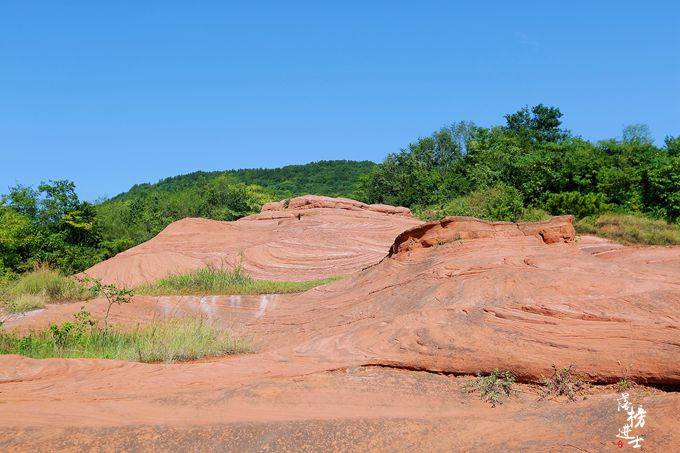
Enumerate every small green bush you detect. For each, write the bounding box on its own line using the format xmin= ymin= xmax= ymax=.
xmin=417 ymin=184 xmax=524 ymax=222
xmin=6 ymin=265 xmax=92 ymax=302
xmin=0 ymin=265 xmax=93 ymax=313
xmin=539 ymin=365 xmax=585 ymax=401
xmin=545 ymin=191 xmax=610 ymax=218
xmin=465 ymin=369 xmax=516 ymax=407
xmin=617 ymin=378 xmax=634 ymax=392
xmin=519 ymin=207 xmax=552 ymax=222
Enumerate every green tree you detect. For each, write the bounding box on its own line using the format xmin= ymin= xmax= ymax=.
xmin=622 ymin=124 xmax=653 ymax=144
xmin=504 ymin=104 xmax=568 ymax=143
xmin=664 ymin=136 xmax=680 ymax=156
xmin=0 ymin=206 xmax=34 ymax=274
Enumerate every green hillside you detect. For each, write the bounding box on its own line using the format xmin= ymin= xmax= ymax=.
xmin=111 ymin=160 xmax=376 ymax=202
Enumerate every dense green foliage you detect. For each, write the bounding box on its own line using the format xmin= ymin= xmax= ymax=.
xmin=361 ymin=105 xmax=680 ymax=230
xmin=0 ymin=315 xmax=251 ymax=362
xmin=415 ymin=184 xmax=525 ymax=222
xmin=137 ymin=266 xmax=339 ymax=296
xmin=112 ymin=160 xmax=375 ymax=202
xmin=0 ymin=161 xmax=373 ymax=277
xmin=1 ymin=181 xmax=104 ymax=275
xmin=96 ymin=175 xmax=274 ymax=251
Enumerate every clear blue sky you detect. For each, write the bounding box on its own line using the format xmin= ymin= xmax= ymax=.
xmin=1 ymin=1 xmax=678 ymax=200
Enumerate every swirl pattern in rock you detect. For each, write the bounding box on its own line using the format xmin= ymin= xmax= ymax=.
xmin=81 ymin=195 xmax=421 ymax=286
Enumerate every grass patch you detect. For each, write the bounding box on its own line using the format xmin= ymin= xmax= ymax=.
xmin=137 ymin=266 xmax=339 ymax=296
xmin=539 ymin=365 xmax=585 ymax=401
xmin=0 ymin=316 xmax=251 ymax=362
xmin=465 ymin=369 xmax=516 ymax=407
xmin=0 ymin=264 xmax=93 ymax=313
xmin=576 ymin=213 xmax=680 ymax=245
xmin=4 ymin=294 xmax=48 ymax=313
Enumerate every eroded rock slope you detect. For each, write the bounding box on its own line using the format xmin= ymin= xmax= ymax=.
xmin=82 ymin=195 xmax=421 ymax=286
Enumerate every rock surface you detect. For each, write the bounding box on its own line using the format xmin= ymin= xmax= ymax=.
xmin=81 ymin=195 xmax=421 ymax=286
xmin=2 ymin=207 xmax=680 ymax=451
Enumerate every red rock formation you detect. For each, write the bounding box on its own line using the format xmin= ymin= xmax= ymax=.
xmin=261 ymin=194 xmax=412 ymax=217
xmin=3 ymin=210 xmax=679 ymax=450
xmin=388 ymin=215 xmax=575 ymax=255
xmin=81 ymin=195 xmax=421 ymax=286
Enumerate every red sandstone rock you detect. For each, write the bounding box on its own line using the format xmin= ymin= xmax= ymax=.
xmin=388 ymin=215 xmax=575 ymax=255
xmin=80 ymin=196 xmax=420 ymax=286
xmin=261 ymin=194 xmax=413 ymax=216
xmin=2 ymin=206 xmax=679 ymax=450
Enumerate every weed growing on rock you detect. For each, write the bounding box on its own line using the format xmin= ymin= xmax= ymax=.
xmin=617 ymin=378 xmax=634 ymax=392
xmin=465 ymin=369 xmax=516 ymax=407
xmin=539 ymin=364 xmax=585 ymax=401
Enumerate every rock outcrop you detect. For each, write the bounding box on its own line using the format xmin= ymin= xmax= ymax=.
xmin=261 ymin=194 xmax=412 ymax=217
xmin=81 ymin=195 xmax=421 ymax=286
xmin=239 ymin=214 xmax=679 ymax=385
xmin=4 ymin=207 xmax=680 ymax=451
xmin=388 ymin=215 xmax=575 ymax=255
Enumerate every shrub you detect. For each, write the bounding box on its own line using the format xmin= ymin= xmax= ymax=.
xmin=576 ymin=213 xmax=680 ymax=245
xmin=79 ymin=276 xmax=134 ymax=328
xmin=545 ymin=191 xmax=610 ymax=218
xmin=465 ymin=369 xmax=516 ymax=407
xmin=6 ymin=264 xmax=92 ymax=302
xmin=539 ymin=365 xmax=585 ymax=401
xmin=5 ymin=294 xmax=47 ymax=313
xmin=416 ymin=184 xmax=524 ymax=222
xmin=617 ymin=378 xmax=634 ymax=392
xmin=519 ymin=207 xmax=552 ymax=222
xmin=0 ymin=264 xmax=93 ymax=313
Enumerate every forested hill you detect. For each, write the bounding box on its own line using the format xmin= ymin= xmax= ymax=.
xmin=110 ymin=160 xmax=376 ymax=202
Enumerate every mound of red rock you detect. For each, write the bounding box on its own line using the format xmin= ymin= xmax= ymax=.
xmin=3 ymin=212 xmax=680 ymax=450
xmin=243 ymin=214 xmax=679 ymax=385
xmin=261 ymin=194 xmax=412 ymax=217
xmin=73 ymin=214 xmax=680 ymax=385
xmin=82 ymin=195 xmax=421 ymax=286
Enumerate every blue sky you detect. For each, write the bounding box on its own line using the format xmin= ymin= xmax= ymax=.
xmin=1 ymin=1 xmax=678 ymax=200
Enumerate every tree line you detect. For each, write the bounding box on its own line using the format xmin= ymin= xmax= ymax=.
xmin=359 ymin=105 xmax=679 ymax=224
